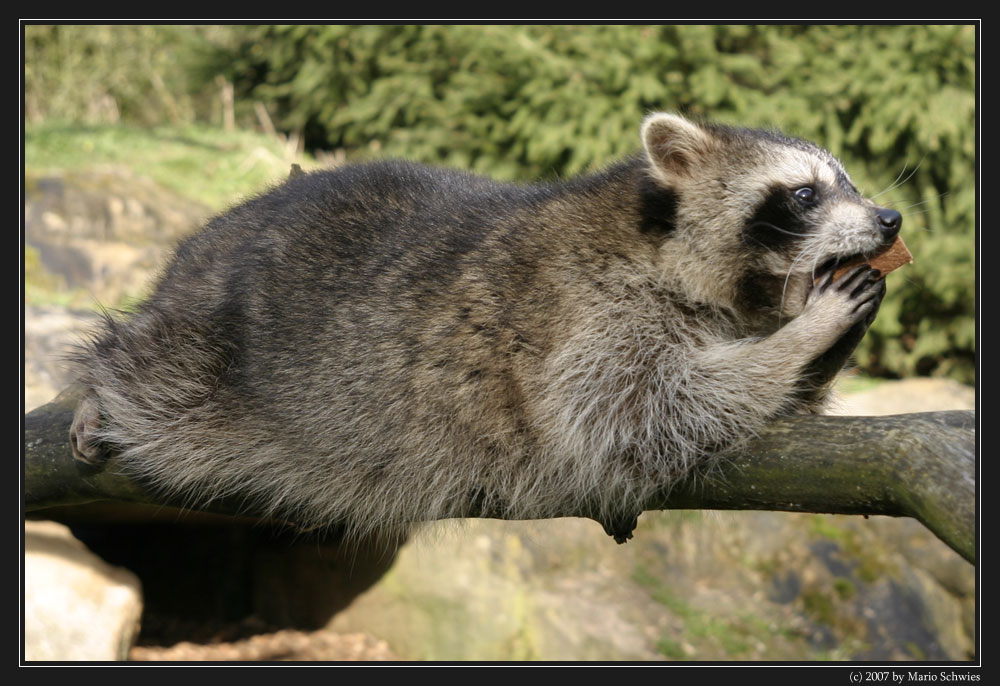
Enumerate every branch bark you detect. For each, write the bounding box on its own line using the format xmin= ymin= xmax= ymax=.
xmin=24 ymin=386 xmax=976 ymax=564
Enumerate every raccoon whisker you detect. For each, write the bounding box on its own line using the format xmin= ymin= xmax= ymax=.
xmin=778 ymin=247 xmax=813 ymax=326
xmin=746 ymin=221 xmax=810 ymax=238
xmin=896 ymin=192 xmax=949 ymax=212
xmin=743 ymin=235 xmax=777 ymax=250
xmin=871 ymin=160 xmax=911 ymax=199
xmin=870 ymin=157 xmax=925 ymax=200
xmin=901 ymin=211 xmax=935 ymax=223
xmin=808 ymin=253 xmax=824 ymax=284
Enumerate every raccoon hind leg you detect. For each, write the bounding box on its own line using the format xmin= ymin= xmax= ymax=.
xmin=69 ymin=391 xmax=110 ymax=465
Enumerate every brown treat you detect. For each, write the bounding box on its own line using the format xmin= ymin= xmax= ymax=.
xmin=868 ymin=235 xmax=914 ymax=275
xmin=826 ymin=236 xmax=913 ymax=282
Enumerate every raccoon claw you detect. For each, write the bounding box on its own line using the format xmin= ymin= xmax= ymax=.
xmin=601 ymin=513 xmax=639 ymax=544
xmin=69 ymin=395 xmax=109 ymax=465
xmin=813 ymin=262 xmax=837 ymax=290
xmin=834 ymin=264 xmax=879 ymax=298
xmin=809 ymin=265 xmax=882 ymax=316
xmin=860 ymin=277 xmax=887 ymax=326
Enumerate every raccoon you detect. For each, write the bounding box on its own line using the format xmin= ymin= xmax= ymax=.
xmin=69 ymin=113 xmax=900 ymax=543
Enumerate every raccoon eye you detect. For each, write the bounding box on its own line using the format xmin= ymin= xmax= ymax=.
xmin=794 ymin=186 xmax=816 ymax=205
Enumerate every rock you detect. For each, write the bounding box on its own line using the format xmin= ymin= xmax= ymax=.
xmin=326 ymin=509 xmax=974 ymax=661
xmin=25 ymin=167 xmax=209 ymax=246
xmin=24 ymin=520 xmax=143 ymax=661
xmin=327 ymin=519 xmax=663 ymax=660
xmin=25 ymin=167 xmax=210 ymax=307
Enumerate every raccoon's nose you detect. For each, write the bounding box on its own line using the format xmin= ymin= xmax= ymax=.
xmin=875 ymin=208 xmax=902 ymax=240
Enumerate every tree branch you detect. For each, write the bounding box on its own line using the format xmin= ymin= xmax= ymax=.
xmin=24 ymin=386 xmax=976 ymax=564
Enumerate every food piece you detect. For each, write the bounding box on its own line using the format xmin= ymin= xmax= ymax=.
xmin=829 ymin=236 xmax=913 ymax=281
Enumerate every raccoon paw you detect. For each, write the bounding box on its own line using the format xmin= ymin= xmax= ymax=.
xmin=839 ymin=274 xmax=886 ymax=343
xmin=858 ymin=276 xmax=887 ymax=330
xmin=600 ymin=512 xmax=640 ymax=544
xmin=800 ymin=272 xmax=886 ymax=389
xmin=69 ymin=394 xmax=109 ymax=465
xmin=805 ymin=264 xmax=883 ymax=346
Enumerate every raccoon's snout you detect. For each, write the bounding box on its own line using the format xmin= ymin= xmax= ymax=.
xmin=816 ymin=206 xmax=903 ymax=276
xmin=875 ymin=207 xmax=902 ymax=242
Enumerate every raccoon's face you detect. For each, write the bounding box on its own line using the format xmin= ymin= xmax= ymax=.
xmin=641 ymin=113 xmax=901 ymax=320
xmin=740 ymin=144 xmax=902 ymax=280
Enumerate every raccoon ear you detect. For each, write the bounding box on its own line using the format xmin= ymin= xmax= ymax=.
xmin=642 ymin=113 xmax=716 ymax=183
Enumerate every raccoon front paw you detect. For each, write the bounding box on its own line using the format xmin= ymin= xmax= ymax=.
xmin=794 ymin=273 xmax=886 ymax=404
xmin=803 ymin=264 xmax=883 ymax=348
xmin=69 ymin=394 xmax=109 ymax=465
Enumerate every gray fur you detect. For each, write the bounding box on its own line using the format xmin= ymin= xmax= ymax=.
xmin=70 ymin=113 xmax=895 ymax=543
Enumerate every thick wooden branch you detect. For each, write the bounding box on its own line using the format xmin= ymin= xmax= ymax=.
xmin=24 ymin=386 xmax=976 ymax=563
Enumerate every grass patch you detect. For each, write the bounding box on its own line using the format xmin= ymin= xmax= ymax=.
xmin=25 ymin=122 xmax=312 ymax=210
xmin=905 ymin=641 xmax=927 ymax=660
xmin=806 ymin=515 xmax=895 ymax=584
xmin=632 ymin=565 xmax=695 ymax=618
xmin=808 ymin=514 xmax=849 ymax=542
xmin=802 ymin=589 xmax=836 ymax=626
xmin=833 ymin=577 xmax=856 ymax=600
xmin=656 ymin=637 xmax=687 ymax=660
xmin=633 ymin=563 xmax=772 ymax=659
xmin=854 ymin=556 xmax=889 ymax=584
xmin=687 ymin=617 xmax=752 ymax=657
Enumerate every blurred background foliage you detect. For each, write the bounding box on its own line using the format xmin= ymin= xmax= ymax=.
xmin=23 ymin=24 xmax=976 ymax=383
